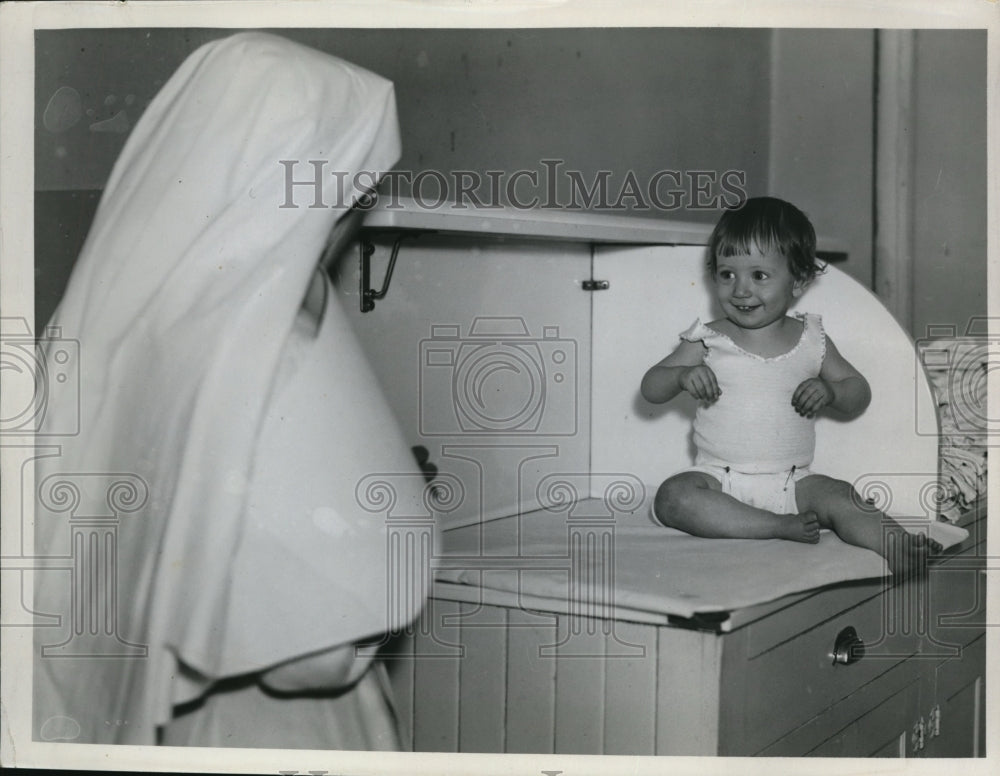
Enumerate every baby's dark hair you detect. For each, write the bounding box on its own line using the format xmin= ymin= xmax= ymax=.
xmin=708 ymin=197 xmax=824 ymax=282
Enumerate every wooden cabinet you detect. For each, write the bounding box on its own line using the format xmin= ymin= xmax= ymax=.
xmin=760 ymin=499 xmax=987 ymax=758
xmin=385 ymin=499 xmax=986 ymax=756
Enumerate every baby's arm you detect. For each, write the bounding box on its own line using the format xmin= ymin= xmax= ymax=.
xmin=641 ymin=339 xmax=719 ymax=404
xmin=792 ymin=336 xmax=871 ymax=418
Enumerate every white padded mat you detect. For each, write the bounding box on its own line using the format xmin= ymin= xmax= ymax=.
xmin=434 ymin=497 xmax=968 ymax=621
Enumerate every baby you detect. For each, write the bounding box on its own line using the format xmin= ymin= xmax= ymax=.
xmin=640 ymin=197 xmax=940 ymax=575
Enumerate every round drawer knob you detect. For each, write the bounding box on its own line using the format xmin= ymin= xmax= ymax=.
xmin=830 ymin=626 xmax=865 ymax=665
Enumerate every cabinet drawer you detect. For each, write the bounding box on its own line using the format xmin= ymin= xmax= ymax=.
xmin=737 ymin=581 xmax=923 ymax=753
xmin=758 ymin=657 xmax=924 ymax=756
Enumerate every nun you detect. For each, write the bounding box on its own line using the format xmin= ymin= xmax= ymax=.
xmin=33 ymin=32 xmax=429 ymax=749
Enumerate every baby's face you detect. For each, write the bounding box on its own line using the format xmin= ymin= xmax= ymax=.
xmin=713 ymin=248 xmax=806 ymax=330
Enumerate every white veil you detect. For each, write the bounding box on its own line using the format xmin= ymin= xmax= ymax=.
xmin=33 ymin=32 xmax=424 ymax=746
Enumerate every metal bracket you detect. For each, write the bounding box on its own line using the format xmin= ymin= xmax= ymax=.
xmin=360 ymin=231 xmax=422 ymax=313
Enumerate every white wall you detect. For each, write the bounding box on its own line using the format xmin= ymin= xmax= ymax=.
xmin=911 ymin=30 xmax=988 ymax=340
xmin=35 ymin=28 xmax=987 ymax=340
xmin=768 ymin=29 xmax=875 ymax=290
xmin=768 ymin=28 xmax=988 ymax=339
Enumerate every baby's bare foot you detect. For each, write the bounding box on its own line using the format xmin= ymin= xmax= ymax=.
xmin=885 ymin=529 xmax=942 ymax=579
xmin=781 ymin=511 xmax=820 ymax=544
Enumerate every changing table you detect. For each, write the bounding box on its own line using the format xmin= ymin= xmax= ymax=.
xmin=384 ymin=497 xmax=986 ymax=756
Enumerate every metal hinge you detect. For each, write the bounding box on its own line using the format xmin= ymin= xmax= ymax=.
xmin=912 ymin=717 xmax=925 ymax=753
xmin=582 ymin=279 xmax=609 ymax=291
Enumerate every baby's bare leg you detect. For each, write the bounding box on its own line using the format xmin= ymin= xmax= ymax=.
xmin=654 ymin=472 xmax=819 ymax=543
xmin=795 ymin=475 xmax=942 ymax=576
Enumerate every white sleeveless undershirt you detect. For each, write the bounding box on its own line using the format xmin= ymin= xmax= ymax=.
xmin=680 ymin=313 xmax=826 ymax=473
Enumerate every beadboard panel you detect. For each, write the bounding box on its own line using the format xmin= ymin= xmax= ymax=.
xmin=505 ymin=608 xmax=559 ymax=753
xmin=656 ymin=625 xmax=723 ymax=755
xmin=393 ymin=602 xmax=720 ymax=755
xmin=457 ymin=603 xmax=508 ymax=752
xmin=603 ymin=621 xmax=659 ymax=755
xmin=552 ymin=618 xmax=607 ymax=754
xmin=410 ymin=599 xmax=463 ymax=752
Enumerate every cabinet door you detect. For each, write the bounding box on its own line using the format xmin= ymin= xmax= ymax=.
xmin=809 ymin=680 xmax=920 ymax=757
xmin=870 ymin=731 xmax=908 ymax=757
xmin=335 ymin=234 xmax=592 ymax=528
xmin=922 ymin=635 xmax=986 ymax=757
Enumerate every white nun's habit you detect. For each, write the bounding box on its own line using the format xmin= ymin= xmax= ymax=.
xmin=33 ymin=32 xmax=429 ymax=749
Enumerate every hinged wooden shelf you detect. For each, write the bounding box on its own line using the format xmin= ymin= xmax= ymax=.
xmin=362 ymin=195 xmax=849 ymax=256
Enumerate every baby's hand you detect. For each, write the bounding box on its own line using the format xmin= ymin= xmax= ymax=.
xmin=792 ymin=377 xmax=834 ymax=418
xmin=680 ymin=365 xmax=721 ymax=404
